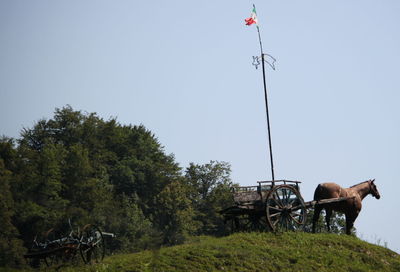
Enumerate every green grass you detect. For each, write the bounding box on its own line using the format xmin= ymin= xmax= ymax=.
xmin=12 ymin=232 xmax=400 ymax=272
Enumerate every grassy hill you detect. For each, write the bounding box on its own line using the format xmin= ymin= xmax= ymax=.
xmin=7 ymin=232 xmax=400 ymax=272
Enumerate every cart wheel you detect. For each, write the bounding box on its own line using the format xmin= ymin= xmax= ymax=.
xmin=246 ymin=214 xmax=268 ymax=231
xmin=29 ymin=228 xmax=60 ymax=268
xmin=43 ymin=228 xmax=62 ymax=266
xmin=79 ymin=224 xmax=105 ymax=264
xmin=229 ymin=213 xmax=268 ymax=232
xmin=223 ymin=215 xmax=238 ymax=233
xmin=266 ymin=185 xmax=306 ymax=232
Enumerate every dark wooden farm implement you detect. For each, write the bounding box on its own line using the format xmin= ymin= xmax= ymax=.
xmin=24 ymin=221 xmax=115 ymax=268
xmin=220 ymin=180 xmax=352 ymax=232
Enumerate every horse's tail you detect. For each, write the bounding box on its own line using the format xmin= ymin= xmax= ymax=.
xmin=313 ymin=184 xmax=323 ymax=201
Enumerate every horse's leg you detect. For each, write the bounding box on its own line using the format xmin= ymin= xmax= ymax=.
xmin=312 ymin=205 xmax=323 ymax=233
xmin=345 ymin=216 xmax=353 ymax=235
xmin=345 ymin=213 xmax=358 ymax=235
xmin=325 ymin=208 xmax=332 ymax=232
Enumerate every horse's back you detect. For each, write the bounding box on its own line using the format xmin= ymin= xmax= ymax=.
xmin=314 ymin=182 xmax=343 ymax=201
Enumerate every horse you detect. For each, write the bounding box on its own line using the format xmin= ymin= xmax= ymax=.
xmin=312 ymin=179 xmax=380 ymax=235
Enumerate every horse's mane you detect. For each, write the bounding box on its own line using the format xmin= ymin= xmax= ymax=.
xmin=350 ymin=180 xmax=370 ymax=188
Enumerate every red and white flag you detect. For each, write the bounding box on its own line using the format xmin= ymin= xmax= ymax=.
xmin=245 ymin=7 xmax=258 ymax=26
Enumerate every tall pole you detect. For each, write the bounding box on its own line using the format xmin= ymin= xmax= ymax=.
xmin=261 ymin=52 xmax=275 ymax=182
xmin=254 ymin=5 xmax=275 ymax=182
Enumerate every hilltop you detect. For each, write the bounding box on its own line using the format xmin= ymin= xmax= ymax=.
xmin=25 ymin=232 xmax=400 ymax=272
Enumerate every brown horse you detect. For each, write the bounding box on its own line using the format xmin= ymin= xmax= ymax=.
xmin=312 ymin=179 xmax=380 ymax=235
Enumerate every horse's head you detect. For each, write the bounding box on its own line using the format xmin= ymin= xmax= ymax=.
xmin=369 ymin=179 xmax=380 ymax=199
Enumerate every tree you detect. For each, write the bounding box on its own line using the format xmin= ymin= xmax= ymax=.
xmin=12 ymin=140 xmax=68 ymax=243
xmin=184 ymin=161 xmax=235 ymax=235
xmin=0 ymin=139 xmax=26 ymax=267
xmin=105 ymin=194 xmax=155 ymax=252
xmin=6 ymin=106 xmax=185 ymax=255
xmin=154 ymin=179 xmax=198 ymax=245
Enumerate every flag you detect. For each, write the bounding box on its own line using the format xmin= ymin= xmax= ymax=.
xmin=245 ymin=7 xmax=258 ymax=26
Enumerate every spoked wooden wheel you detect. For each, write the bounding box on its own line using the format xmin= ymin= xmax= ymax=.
xmin=29 ymin=228 xmax=61 ymax=268
xmin=79 ymin=224 xmax=105 ymax=264
xmin=43 ymin=228 xmax=62 ymax=266
xmin=232 ymin=213 xmax=269 ymax=232
xmin=266 ymin=185 xmax=306 ymax=232
xmin=223 ymin=215 xmax=240 ymax=233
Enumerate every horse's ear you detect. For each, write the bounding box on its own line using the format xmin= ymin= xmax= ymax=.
xmin=371 ymin=179 xmax=375 ymax=184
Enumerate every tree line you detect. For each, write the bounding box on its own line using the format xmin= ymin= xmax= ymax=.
xmin=0 ymin=106 xmax=347 ymax=268
xmin=0 ymin=106 xmax=237 ymax=267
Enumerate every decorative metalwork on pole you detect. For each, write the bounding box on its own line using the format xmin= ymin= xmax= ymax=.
xmin=252 ymin=54 xmax=276 ymax=70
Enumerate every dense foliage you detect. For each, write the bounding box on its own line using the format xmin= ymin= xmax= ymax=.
xmin=0 ymin=106 xmax=234 ymax=268
xmin=0 ymin=106 xmax=349 ymax=268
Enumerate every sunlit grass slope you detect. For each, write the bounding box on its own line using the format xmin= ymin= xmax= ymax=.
xmin=33 ymin=232 xmax=400 ymax=272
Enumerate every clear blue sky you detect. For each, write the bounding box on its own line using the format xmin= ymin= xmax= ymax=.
xmin=1 ymin=1 xmax=399 ymax=252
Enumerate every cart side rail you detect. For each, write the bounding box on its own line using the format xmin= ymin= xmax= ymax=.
xmin=257 ymin=180 xmax=302 ymax=186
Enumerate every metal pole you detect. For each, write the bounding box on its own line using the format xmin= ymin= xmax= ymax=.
xmin=254 ymin=5 xmax=275 ymax=182
xmin=261 ymin=53 xmax=275 ymax=182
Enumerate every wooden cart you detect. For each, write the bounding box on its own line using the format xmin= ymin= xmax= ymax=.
xmin=24 ymin=223 xmax=114 ymax=268
xmin=220 ymin=180 xmax=352 ymax=232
